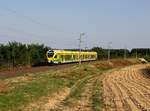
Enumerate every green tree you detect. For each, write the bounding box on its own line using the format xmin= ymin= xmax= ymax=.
xmin=91 ymin=47 xmax=107 ymax=60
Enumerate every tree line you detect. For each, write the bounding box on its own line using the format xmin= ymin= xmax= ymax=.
xmin=0 ymin=42 xmax=150 ymax=68
xmin=0 ymin=41 xmax=49 ymax=68
xmin=91 ymin=47 xmax=150 ymax=61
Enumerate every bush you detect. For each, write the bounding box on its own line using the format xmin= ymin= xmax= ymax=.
xmin=144 ymin=56 xmax=150 ymax=62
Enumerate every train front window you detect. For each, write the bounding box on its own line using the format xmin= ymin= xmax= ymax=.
xmin=48 ymin=53 xmax=54 ymax=58
xmin=54 ymin=55 xmax=57 ymax=58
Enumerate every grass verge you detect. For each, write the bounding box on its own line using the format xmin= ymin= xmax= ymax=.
xmin=0 ymin=76 xmax=66 ymax=111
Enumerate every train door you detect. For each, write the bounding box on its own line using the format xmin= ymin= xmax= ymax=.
xmin=60 ymin=54 xmax=64 ymax=63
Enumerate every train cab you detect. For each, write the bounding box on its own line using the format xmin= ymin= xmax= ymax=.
xmin=47 ymin=50 xmax=54 ymax=63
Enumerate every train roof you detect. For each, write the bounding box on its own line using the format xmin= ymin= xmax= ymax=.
xmin=48 ymin=50 xmax=97 ymax=54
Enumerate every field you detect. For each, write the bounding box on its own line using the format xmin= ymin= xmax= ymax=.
xmin=103 ymin=64 xmax=150 ymax=111
xmin=0 ymin=59 xmax=150 ymax=111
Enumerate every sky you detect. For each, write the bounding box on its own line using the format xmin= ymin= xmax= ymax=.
xmin=0 ymin=0 xmax=150 ymax=49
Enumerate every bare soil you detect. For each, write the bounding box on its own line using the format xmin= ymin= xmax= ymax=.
xmin=102 ymin=64 xmax=150 ymax=111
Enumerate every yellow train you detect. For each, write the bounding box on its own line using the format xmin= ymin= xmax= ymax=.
xmin=46 ymin=50 xmax=97 ymax=64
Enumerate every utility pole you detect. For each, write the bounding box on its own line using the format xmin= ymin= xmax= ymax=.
xmin=79 ymin=33 xmax=85 ymax=64
xmin=85 ymin=43 xmax=88 ymax=51
xmin=146 ymin=49 xmax=148 ymax=56
xmin=108 ymin=42 xmax=112 ymax=61
xmin=12 ymin=45 xmax=15 ymax=69
xmin=124 ymin=49 xmax=127 ymax=59
xmin=124 ymin=46 xmax=127 ymax=59
xmin=108 ymin=49 xmax=110 ymax=61
xmin=136 ymin=48 xmax=138 ymax=59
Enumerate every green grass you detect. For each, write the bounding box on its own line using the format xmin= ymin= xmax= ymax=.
xmin=90 ymin=79 xmax=103 ymax=111
xmin=0 ymin=65 xmax=90 ymax=111
xmin=62 ymin=78 xmax=89 ymax=106
xmin=62 ymin=64 xmax=106 ymax=106
xmin=66 ymin=75 xmax=92 ymax=101
xmin=60 ymin=64 xmax=111 ymax=110
xmin=0 ymin=75 xmax=66 ymax=111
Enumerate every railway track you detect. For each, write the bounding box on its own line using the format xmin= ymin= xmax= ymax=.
xmin=0 ymin=59 xmax=135 ymax=79
xmin=0 ymin=63 xmax=77 ymax=78
xmin=0 ymin=60 xmax=99 ymax=79
xmin=102 ymin=64 xmax=150 ymax=111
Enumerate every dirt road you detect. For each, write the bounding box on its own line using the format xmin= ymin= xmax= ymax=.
xmin=102 ymin=64 xmax=150 ymax=111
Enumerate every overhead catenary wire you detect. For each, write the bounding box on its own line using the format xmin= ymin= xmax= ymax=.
xmin=0 ymin=25 xmax=55 ymax=43
xmin=0 ymin=7 xmax=76 ymax=35
xmin=0 ymin=25 xmax=46 ymax=38
xmin=0 ymin=7 xmax=81 ymax=49
xmin=0 ymin=6 xmax=90 ymax=50
xmin=0 ymin=26 xmax=61 ymax=50
xmin=0 ymin=24 xmax=79 ymax=49
xmin=0 ymin=34 xmax=52 ymax=48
